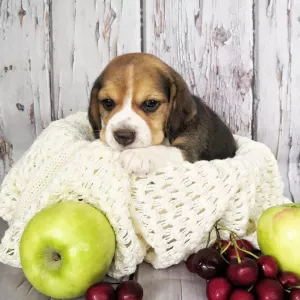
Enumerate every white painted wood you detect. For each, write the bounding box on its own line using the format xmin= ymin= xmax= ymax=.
xmin=51 ymin=0 xmax=141 ymax=119
xmin=0 ymin=0 xmax=52 ymax=181
xmin=136 ymin=262 xmax=207 ymax=300
xmin=0 ymin=137 xmax=13 ymax=183
xmin=253 ymin=0 xmax=300 ymax=202
xmin=143 ymin=0 xmax=254 ymax=136
xmin=288 ymin=1 xmax=300 ymax=203
xmin=0 ymin=1 xmax=299 ymax=298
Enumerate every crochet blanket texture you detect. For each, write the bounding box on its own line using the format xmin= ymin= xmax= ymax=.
xmin=0 ymin=112 xmax=290 ymax=278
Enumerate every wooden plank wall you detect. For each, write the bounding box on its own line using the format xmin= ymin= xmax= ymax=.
xmin=254 ymin=0 xmax=300 ymax=201
xmin=0 ymin=0 xmax=299 ymax=202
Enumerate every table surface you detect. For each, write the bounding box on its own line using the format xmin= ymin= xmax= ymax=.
xmin=0 ymin=218 xmax=207 ymax=300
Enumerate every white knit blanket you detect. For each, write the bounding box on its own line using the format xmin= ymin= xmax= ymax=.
xmin=0 ymin=112 xmax=290 ymax=278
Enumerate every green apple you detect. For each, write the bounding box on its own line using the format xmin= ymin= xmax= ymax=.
xmin=257 ymin=203 xmax=300 ymax=276
xmin=20 ymin=201 xmax=116 ymax=299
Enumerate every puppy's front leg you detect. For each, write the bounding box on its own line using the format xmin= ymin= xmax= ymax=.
xmin=118 ymin=145 xmax=184 ymax=176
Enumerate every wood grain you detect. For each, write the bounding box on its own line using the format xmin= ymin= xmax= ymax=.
xmin=288 ymin=0 xmax=300 ymax=202
xmin=253 ymin=0 xmax=300 ymax=201
xmin=0 ymin=2 xmax=299 ymax=299
xmin=51 ymin=0 xmax=141 ymax=119
xmin=136 ymin=262 xmax=206 ymax=300
xmin=0 ymin=137 xmax=13 ymax=186
xmin=143 ymin=0 xmax=254 ymax=136
xmin=0 ymin=0 xmax=52 ymax=180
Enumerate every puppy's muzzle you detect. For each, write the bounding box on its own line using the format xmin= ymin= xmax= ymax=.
xmin=113 ymin=129 xmax=136 ymax=146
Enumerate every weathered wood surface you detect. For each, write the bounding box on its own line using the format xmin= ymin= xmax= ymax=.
xmin=51 ymin=0 xmax=141 ymax=119
xmin=0 ymin=0 xmax=300 ymax=299
xmin=0 ymin=137 xmax=13 ymax=183
xmin=138 ymin=1 xmax=256 ymax=298
xmin=143 ymin=0 xmax=254 ymax=137
xmin=137 ymin=262 xmax=206 ymax=300
xmin=0 ymin=0 xmax=52 ymax=164
xmin=0 ymin=0 xmax=299 ymax=198
xmin=289 ymin=0 xmax=300 ymax=203
xmin=253 ymin=0 xmax=300 ymax=202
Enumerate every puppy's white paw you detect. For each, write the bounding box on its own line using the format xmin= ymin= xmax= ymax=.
xmin=118 ymin=145 xmax=184 ymax=176
xmin=118 ymin=148 xmax=151 ymax=176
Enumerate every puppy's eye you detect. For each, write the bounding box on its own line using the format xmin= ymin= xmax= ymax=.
xmin=141 ymin=100 xmax=160 ymax=112
xmin=101 ymin=99 xmax=115 ymax=111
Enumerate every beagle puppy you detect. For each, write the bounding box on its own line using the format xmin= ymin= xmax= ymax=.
xmin=88 ymin=53 xmax=236 ymax=175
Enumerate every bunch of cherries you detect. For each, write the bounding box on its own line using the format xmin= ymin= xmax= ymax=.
xmin=85 ymin=280 xmax=143 ymax=300
xmin=185 ymin=225 xmax=300 ymax=300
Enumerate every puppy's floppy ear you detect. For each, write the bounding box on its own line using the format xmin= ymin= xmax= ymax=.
xmin=165 ymin=70 xmax=197 ymax=143
xmin=88 ymin=77 xmax=102 ymax=139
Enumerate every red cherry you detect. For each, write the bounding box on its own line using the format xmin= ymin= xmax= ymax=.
xmin=192 ymin=248 xmax=226 ymax=280
xmin=227 ymin=246 xmax=247 ymax=261
xmin=278 ymin=272 xmax=300 ymax=289
xmin=229 ymin=289 xmax=254 ymax=300
xmin=255 ymin=278 xmax=284 ymax=300
xmin=206 ymin=277 xmax=232 ymax=300
xmin=257 ymin=255 xmax=279 ymax=278
xmin=211 ymin=240 xmax=231 ymax=251
xmin=236 ymin=240 xmax=254 ymax=252
xmin=227 ymin=240 xmax=254 ymax=261
xmin=227 ymin=258 xmax=258 ymax=287
xmin=185 ymin=253 xmax=196 ymax=273
xmin=290 ymin=289 xmax=300 ymax=300
xmin=116 ymin=281 xmax=143 ymax=300
xmin=251 ymin=249 xmax=262 ymax=258
xmin=86 ymin=283 xmax=116 ymax=300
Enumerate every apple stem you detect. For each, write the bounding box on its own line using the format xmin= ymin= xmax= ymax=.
xmin=52 ymin=252 xmax=61 ymax=262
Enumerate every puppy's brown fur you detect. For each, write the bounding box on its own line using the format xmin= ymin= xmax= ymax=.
xmin=89 ymin=53 xmax=236 ymax=162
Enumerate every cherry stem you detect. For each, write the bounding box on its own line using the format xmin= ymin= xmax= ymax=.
xmin=213 ymin=222 xmax=260 ymax=263
xmin=211 ymin=225 xmax=223 ymax=250
xmin=218 ymin=226 xmax=241 ymax=240
xmin=217 ymin=226 xmax=259 ymax=260
xmin=206 ymin=219 xmax=221 ymax=247
xmin=214 ymin=219 xmax=221 ymax=228
xmin=218 ymin=241 xmax=231 ymax=264
xmin=220 ymin=254 xmax=230 ymax=264
xmin=292 ymin=285 xmax=300 ymax=289
xmin=206 ymin=226 xmax=215 ymax=248
xmin=236 ymin=244 xmax=259 ymax=259
xmin=215 ymin=226 xmax=221 ymax=242
xmin=220 ymin=242 xmax=231 ymax=255
xmin=247 ymin=285 xmax=254 ymax=292
xmin=230 ymin=234 xmax=241 ymax=263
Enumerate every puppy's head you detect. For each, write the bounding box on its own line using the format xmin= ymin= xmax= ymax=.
xmin=88 ymin=53 xmax=196 ymax=150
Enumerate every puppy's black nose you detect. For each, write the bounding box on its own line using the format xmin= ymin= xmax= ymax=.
xmin=114 ymin=129 xmax=136 ymax=146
